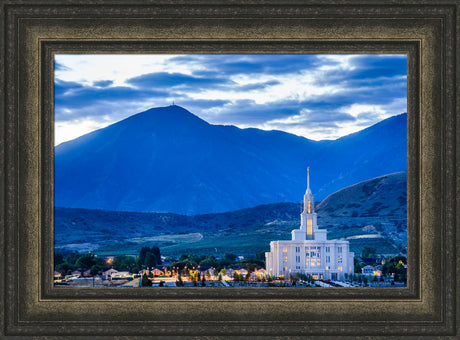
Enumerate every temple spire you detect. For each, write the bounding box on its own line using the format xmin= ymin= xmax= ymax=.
xmin=307 ymin=166 xmax=310 ymax=190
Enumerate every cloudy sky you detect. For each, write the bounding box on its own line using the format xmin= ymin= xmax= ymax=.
xmin=54 ymin=54 xmax=407 ymax=146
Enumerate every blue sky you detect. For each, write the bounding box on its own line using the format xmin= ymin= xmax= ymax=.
xmin=54 ymin=54 xmax=407 ymax=145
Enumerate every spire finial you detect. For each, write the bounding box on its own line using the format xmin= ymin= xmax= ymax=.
xmin=307 ymin=166 xmax=310 ymax=190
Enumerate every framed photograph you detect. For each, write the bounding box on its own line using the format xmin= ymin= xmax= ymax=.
xmin=1 ymin=1 xmax=458 ymax=338
xmin=52 ymin=52 xmax=409 ymax=290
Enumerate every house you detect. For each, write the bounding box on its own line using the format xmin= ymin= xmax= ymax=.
xmin=54 ymin=271 xmax=62 ymax=280
xmin=112 ymin=271 xmax=130 ymax=278
xmin=102 ymin=268 xmax=118 ymax=280
xmin=151 ymin=268 xmax=164 ymax=276
xmin=228 ymin=266 xmax=248 ymax=278
xmin=197 ymin=266 xmax=215 ymax=277
xmin=362 ymin=265 xmax=382 ymax=277
xmin=251 ymin=268 xmax=267 ymax=280
xmin=71 ymin=270 xmax=82 ymax=277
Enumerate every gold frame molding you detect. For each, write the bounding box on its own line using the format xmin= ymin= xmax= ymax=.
xmin=1 ymin=1 xmax=458 ymax=338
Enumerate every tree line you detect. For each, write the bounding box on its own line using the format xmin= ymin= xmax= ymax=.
xmin=168 ymin=250 xmax=266 ymax=273
xmin=54 ymin=246 xmax=162 ymax=276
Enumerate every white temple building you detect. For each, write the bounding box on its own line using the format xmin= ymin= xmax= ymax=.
xmin=265 ymin=168 xmax=354 ymax=281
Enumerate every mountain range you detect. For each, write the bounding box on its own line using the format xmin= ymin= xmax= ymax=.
xmin=55 ymin=105 xmax=406 ymax=214
xmin=55 ymin=171 xmax=407 ymax=257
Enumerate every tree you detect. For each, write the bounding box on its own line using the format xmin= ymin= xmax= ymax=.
xmin=76 ymin=253 xmax=97 ymax=269
xmin=222 ymin=253 xmax=237 ymax=266
xmin=139 ymin=247 xmax=151 ymax=265
xmin=56 ymin=262 xmax=71 ymax=274
xmin=361 ymin=246 xmax=377 ymax=258
xmin=201 ymin=273 xmax=206 ymax=286
xmin=144 ymin=252 xmax=157 ymax=268
xmin=200 ymin=256 xmax=218 ymax=267
xmin=152 ymin=246 xmax=162 ymax=265
xmin=139 ymin=246 xmax=161 ymax=267
xmin=354 ymin=257 xmax=365 ymax=274
xmin=65 ymin=251 xmax=81 ymax=268
xmin=90 ymin=265 xmax=101 ymax=277
xmin=142 ymin=273 xmax=151 ymax=287
xmin=54 ymin=252 xmax=64 ymax=266
xmin=255 ymin=250 xmax=266 ymax=263
xmin=113 ymin=255 xmax=136 ymax=271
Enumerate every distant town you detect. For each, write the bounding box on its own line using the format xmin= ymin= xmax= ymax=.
xmin=54 ymin=248 xmax=407 ymax=288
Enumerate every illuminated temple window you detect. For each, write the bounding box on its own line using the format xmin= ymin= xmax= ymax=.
xmin=307 ymin=219 xmax=313 ymax=235
xmin=283 ymin=247 xmax=288 ymax=253
xmin=338 ymin=266 xmax=343 ymax=271
xmin=307 ymin=201 xmax=311 ymax=214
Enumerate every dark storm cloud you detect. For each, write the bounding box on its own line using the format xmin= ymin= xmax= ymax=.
xmin=348 ymin=55 xmax=407 ymax=78
xmin=93 ymin=80 xmax=114 ymax=87
xmin=206 ymin=99 xmax=302 ymax=125
xmin=170 ymin=54 xmax=321 ymax=77
xmin=300 ymin=110 xmax=356 ymax=124
xmin=54 ymin=61 xmax=71 ymax=72
xmin=237 ymin=80 xmax=281 ymax=91
xmin=316 ymin=56 xmax=406 ymax=97
xmin=303 ymin=79 xmax=406 ymax=108
xmin=126 ymin=72 xmax=233 ymax=89
xmin=54 ymin=79 xmax=169 ymax=120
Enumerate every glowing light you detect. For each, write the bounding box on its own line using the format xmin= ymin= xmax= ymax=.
xmin=307 ymin=219 xmax=313 ymax=235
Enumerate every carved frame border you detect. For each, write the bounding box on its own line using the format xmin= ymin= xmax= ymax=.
xmin=1 ymin=1 xmax=457 ymax=337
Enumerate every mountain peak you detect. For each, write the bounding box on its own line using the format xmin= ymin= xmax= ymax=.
xmin=55 ymin=106 xmax=407 ymax=214
xmin=133 ymin=105 xmax=208 ymax=125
